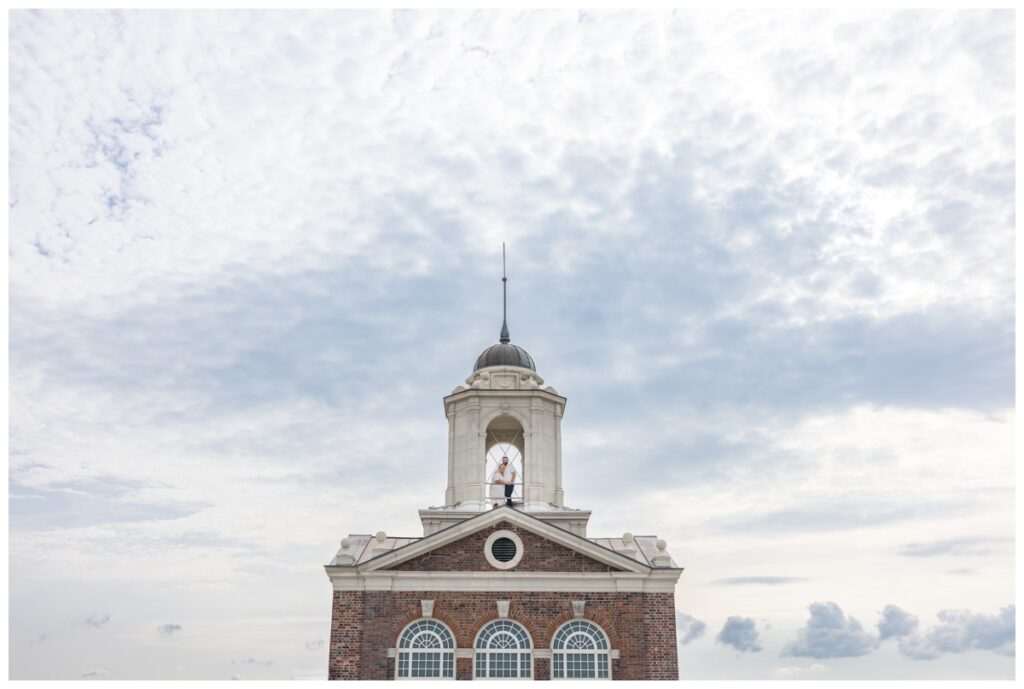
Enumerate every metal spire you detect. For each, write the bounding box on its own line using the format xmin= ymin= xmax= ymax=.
xmin=500 ymin=243 xmax=510 ymax=343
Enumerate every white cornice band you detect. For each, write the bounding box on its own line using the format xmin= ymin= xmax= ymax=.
xmin=325 ymin=569 xmax=681 ymax=593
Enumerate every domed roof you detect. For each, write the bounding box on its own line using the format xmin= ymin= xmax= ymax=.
xmin=475 ymin=245 xmax=536 ymax=372
xmin=474 ymin=342 xmax=536 ymax=372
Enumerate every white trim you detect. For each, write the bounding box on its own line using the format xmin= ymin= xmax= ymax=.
xmin=356 ymin=507 xmax=649 ymax=574
xmin=391 ymin=648 xmax=598 ymax=662
xmin=480 ymin=407 xmax=532 ymax=436
xmin=325 ymin=568 xmax=682 ymax=593
xmin=445 ymin=387 xmax=565 ymax=405
xmin=484 ymin=530 xmax=524 ymax=570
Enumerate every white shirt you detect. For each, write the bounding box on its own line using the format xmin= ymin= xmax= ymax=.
xmin=489 ymin=463 xmax=516 ymax=499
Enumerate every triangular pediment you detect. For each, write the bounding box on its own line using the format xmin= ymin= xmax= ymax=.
xmin=359 ymin=508 xmax=648 ymax=574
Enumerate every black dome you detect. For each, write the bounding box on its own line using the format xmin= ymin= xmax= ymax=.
xmin=474 ymin=343 xmax=536 ymax=372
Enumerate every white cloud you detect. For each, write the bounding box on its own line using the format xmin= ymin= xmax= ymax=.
xmin=782 ymin=602 xmax=877 ymax=659
xmin=716 ymin=617 xmax=762 ymax=653
xmin=9 ymin=8 xmax=1013 ymax=681
xmin=877 ymin=605 xmax=918 ymax=641
xmin=81 ymin=614 xmax=110 ymax=629
xmin=774 ymin=663 xmax=826 ymax=678
xmin=676 ymin=611 xmax=706 ymax=646
xmin=158 ymin=623 xmax=182 ymax=637
xmin=898 ymin=605 xmax=1014 ymax=660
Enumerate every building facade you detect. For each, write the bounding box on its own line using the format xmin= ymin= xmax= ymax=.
xmin=325 ymin=300 xmax=683 ymax=680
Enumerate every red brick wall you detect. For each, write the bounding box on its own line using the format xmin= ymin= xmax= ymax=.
xmin=643 ymin=592 xmax=679 ymax=680
xmin=391 ymin=522 xmax=625 ymax=573
xmin=329 ymin=591 xmax=365 ymax=680
xmin=327 ymin=589 xmax=678 ymax=680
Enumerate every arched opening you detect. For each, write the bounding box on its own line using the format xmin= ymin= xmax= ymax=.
xmin=395 ymin=618 xmax=456 ymax=679
xmin=551 ymin=619 xmax=611 ymax=679
xmin=484 ymin=415 xmax=524 ymax=508
xmin=474 ymin=619 xmax=533 ymax=679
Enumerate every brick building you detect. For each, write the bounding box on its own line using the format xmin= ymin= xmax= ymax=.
xmin=325 ymin=272 xmax=683 ymax=680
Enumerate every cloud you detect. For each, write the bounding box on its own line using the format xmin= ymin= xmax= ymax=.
xmin=233 ymin=658 xmax=273 ymax=666
xmin=897 ymin=605 xmax=1014 ymax=660
xmin=878 ymin=605 xmax=918 ymax=640
xmin=899 ymin=537 xmax=1007 ymax=558
xmin=230 ymin=674 xmax=244 ymax=680
xmin=711 ymin=576 xmax=806 ymax=586
xmin=716 ymin=617 xmax=762 ymax=653
xmin=676 ymin=612 xmax=706 ymax=646
xmin=782 ymin=602 xmax=877 ymax=659
xmin=304 ymin=638 xmax=325 ymax=651
xmin=774 ymin=663 xmax=826 ymax=678
xmin=81 ymin=669 xmax=110 ymax=679
xmin=718 ymin=496 xmax=983 ymax=534
xmin=158 ymin=623 xmax=182 ymax=637
xmin=82 ymin=613 xmax=110 ymax=629
xmin=6 ymin=8 xmax=1015 ymax=681
xmin=28 ymin=633 xmax=48 ymax=645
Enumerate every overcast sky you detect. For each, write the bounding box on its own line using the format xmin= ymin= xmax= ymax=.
xmin=9 ymin=9 xmax=1014 ymax=680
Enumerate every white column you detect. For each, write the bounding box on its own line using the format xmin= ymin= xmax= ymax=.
xmin=445 ymin=404 xmax=455 ymax=505
xmin=554 ymin=402 xmax=564 ymax=506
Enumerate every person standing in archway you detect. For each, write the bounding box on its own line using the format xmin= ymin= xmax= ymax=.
xmin=489 ymin=456 xmax=517 ymax=508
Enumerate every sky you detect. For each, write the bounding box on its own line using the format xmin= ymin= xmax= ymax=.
xmin=8 ymin=9 xmax=1015 ymax=681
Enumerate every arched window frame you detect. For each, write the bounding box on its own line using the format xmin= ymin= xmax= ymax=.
xmin=473 ymin=619 xmax=533 ymax=679
xmin=395 ymin=618 xmax=456 ymax=680
xmin=550 ymin=619 xmax=612 ymax=680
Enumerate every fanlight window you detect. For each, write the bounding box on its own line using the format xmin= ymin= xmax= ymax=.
xmin=396 ymin=619 xmax=455 ymax=679
xmin=551 ymin=620 xmax=610 ymax=679
xmin=474 ymin=620 xmax=532 ymax=679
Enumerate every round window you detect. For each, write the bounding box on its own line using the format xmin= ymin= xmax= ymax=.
xmin=491 ymin=537 xmax=517 ymax=562
xmin=484 ymin=530 xmax=524 ymax=569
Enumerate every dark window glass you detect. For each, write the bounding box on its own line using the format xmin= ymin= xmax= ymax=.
xmin=491 ymin=537 xmax=517 ymax=562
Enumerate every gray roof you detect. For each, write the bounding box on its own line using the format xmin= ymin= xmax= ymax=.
xmin=474 ymin=343 xmax=536 ymax=372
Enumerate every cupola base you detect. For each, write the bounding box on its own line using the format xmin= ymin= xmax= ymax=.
xmin=419 ymin=506 xmax=592 ymax=537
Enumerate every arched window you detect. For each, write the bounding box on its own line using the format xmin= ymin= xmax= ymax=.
xmin=551 ymin=620 xmax=611 ymax=679
xmin=474 ymin=620 xmax=532 ymax=679
xmin=396 ymin=619 xmax=455 ymax=679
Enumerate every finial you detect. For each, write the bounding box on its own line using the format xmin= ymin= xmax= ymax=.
xmin=500 ymin=243 xmax=510 ymax=344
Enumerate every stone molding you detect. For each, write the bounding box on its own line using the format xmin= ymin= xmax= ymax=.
xmin=325 ymin=569 xmax=682 ymax=593
xmin=386 ymin=648 xmax=615 ymax=661
xmin=353 ymin=507 xmax=652 ymax=574
xmin=483 ymin=529 xmax=525 ymax=570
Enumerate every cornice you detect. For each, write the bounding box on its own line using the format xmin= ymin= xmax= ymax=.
xmin=324 ymin=568 xmax=683 ymax=593
xmin=353 ymin=507 xmax=649 ymax=574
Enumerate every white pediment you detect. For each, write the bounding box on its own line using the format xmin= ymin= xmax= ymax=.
xmin=356 ymin=507 xmax=650 ymax=574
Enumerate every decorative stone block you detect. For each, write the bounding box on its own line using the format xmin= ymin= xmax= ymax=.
xmin=652 ymin=538 xmax=673 ymax=567
xmin=496 ymin=600 xmax=510 ymax=618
